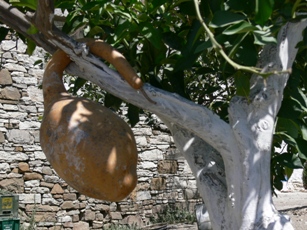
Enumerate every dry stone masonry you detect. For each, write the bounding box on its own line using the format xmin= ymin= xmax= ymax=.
xmin=0 ymin=35 xmax=202 ymax=229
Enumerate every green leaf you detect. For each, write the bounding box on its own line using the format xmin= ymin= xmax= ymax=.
xmin=26 ymin=24 xmax=38 ymax=35
xmin=128 ymin=104 xmax=139 ymax=127
xmin=273 ymin=153 xmax=303 ymax=169
xmin=162 ymin=32 xmax=184 ymax=51
xmin=223 ymin=21 xmax=257 ymax=35
xmin=255 ymin=0 xmax=274 ymax=25
xmin=73 ymin=78 xmax=87 ymax=94
xmin=300 ymin=123 xmax=307 ymax=141
xmin=276 ymin=118 xmax=299 ymax=139
xmin=253 ymin=32 xmax=276 ymax=45
xmin=278 ymin=97 xmax=307 ymax=119
xmin=285 ymin=167 xmax=293 ymax=180
xmin=194 ymin=40 xmax=212 ymax=53
xmin=274 ymin=132 xmax=297 ymax=146
xmin=296 ymin=138 xmax=307 ymax=160
xmin=0 ymin=27 xmax=9 ymax=42
xmin=234 ymin=72 xmax=250 ymax=97
xmin=26 ymin=38 xmax=36 ymax=55
xmin=104 ymin=93 xmax=122 ymax=111
xmin=210 ymin=11 xmax=246 ymax=28
xmin=9 ymin=0 xmax=37 ymax=10
xmin=140 ymin=22 xmax=163 ymax=49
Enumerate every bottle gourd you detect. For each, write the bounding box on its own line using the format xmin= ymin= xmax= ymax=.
xmin=40 ymin=40 xmax=138 ymax=201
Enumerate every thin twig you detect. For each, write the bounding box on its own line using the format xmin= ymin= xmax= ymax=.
xmin=193 ymin=0 xmax=292 ymax=77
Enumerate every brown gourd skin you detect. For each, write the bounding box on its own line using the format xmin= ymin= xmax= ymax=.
xmin=40 ymin=42 xmax=138 ymax=201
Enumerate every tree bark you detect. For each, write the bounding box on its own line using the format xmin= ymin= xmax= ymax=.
xmin=1 ymin=2 xmax=307 ymax=229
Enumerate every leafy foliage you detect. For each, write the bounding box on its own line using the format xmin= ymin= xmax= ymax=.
xmin=150 ymin=206 xmax=196 ymax=224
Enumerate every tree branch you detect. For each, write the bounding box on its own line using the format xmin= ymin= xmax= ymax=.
xmin=0 ymin=1 xmax=56 ymax=53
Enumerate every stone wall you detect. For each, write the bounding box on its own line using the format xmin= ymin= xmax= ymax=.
xmin=0 ymin=35 xmax=202 ymax=229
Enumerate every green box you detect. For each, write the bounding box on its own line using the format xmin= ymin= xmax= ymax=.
xmin=0 ymin=196 xmax=18 ymax=218
xmin=0 ymin=218 xmax=20 ymax=230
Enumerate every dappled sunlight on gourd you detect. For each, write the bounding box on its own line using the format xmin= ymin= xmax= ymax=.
xmin=40 ymin=43 xmax=138 ymax=202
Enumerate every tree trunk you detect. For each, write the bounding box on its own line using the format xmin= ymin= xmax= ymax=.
xmin=1 ymin=2 xmax=307 ymax=228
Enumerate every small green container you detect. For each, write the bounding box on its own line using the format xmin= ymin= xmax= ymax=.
xmin=0 ymin=196 xmax=18 ymax=218
xmin=0 ymin=218 xmax=20 ymax=230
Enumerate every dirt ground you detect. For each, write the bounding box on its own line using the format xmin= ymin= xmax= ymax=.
xmin=273 ymin=191 xmax=307 ymax=230
xmin=169 ymin=190 xmax=307 ymax=230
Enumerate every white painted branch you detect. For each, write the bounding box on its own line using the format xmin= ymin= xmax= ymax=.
xmin=47 ymin=39 xmax=235 ymax=161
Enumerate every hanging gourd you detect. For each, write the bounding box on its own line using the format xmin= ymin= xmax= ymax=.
xmin=40 ymin=40 xmax=139 ymax=201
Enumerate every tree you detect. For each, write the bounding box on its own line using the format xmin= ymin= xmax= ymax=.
xmin=1 ymin=0 xmax=307 ymax=229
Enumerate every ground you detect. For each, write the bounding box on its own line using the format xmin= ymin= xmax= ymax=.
xmin=162 ymin=190 xmax=307 ymax=230
xmin=274 ymin=191 xmax=307 ymax=230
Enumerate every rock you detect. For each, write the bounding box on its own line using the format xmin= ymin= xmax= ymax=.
xmin=123 ymin=215 xmax=143 ymax=226
xmin=19 ymin=121 xmax=41 ymax=130
xmin=7 ymin=129 xmax=33 ymax=144
xmin=24 ymin=180 xmax=40 ymax=187
xmin=139 ymin=149 xmax=163 ymax=161
xmin=34 ymin=151 xmax=46 ymax=160
xmin=61 ymin=201 xmax=74 ymax=210
xmin=3 ymin=63 xmax=27 ymax=72
xmin=151 ymin=177 xmax=166 ymax=190
xmin=24 ymin=172 xmax=43 ymax=181
xmin=51 ymin=184 xmax=64 ymax=194
xmin=19 ymin=194 xmax=41 ymax=204
xmin=0 ymin=132 xmax=5 ymax=143
xmin=0 ymin=178 xmax=24 ymax=193
xmin=137 ymin=191 xmax=151 ymax=201
xmin=0 ymin=163 xmax=10 ymax=173
xmin=27 ymin=86 xmax=43 ymax=102
xmin=0 ymin=69 xmax=12 ymax=85
xmin=73 ymin=221 xmax=89 ymax=230
xmin=18 ymin=162 xmax=30 ymax=173
xmin=41 ymin=166 xmax=53 ymax=175
xmin=0 ymin=87 xmax=20 ymax=100
xmin=63 ymin=193 xmax=77 ymax=201
xmin=84 ymin=210 xmax=96 ymax=221
xmin=158 ymin=160 xmax=178 ymax=174
xmin=110 ymin=212 xmax=122 ymax=220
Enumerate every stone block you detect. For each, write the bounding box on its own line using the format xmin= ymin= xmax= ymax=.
xmin=73 ymin=221 xmax=89 ymax=230
xmin=0 ymin=163 xmax=10 ymax=173
xmin=18 ymin=162 xmax=30 ymax=173
xmin=0 ymin=178 xmax=24 ymax=193
xmin=139 ymin=149 xmax=163 ymax=161
xmin=157 ymin=160 xmax=178 ymax=174
xmin=19 ymin=194 xmax=41 ymax=204
xmin=136 ymin=191 xmax=151 ymax=201
xmin=24 ymin=180 xmax=40 ymax=188
xmin=0 ymin=87 xmax=20 ymax=100
xmin=110 ymin=211 xmax=122 ymax=220
xmin=24 ymin=172 xmax=43 ymax=181
xmin=7 ymin=129 xmax=33 ymax=144
xmin=51 ymin=184 xmax=64 ymax=194
xmin=0 ymin=69 xmax=12 ymax=85
xmin=0 ymin=132 xmax=5 ymax=143
xmin=151 ymin=177 xmax=166 ymax=190
xmin=42 ymin=166 xmax=53 ymax=175
xmin=63 ymin=193 xmax=77 ymax=201
xmin=122 ymin=215 xmax=143 ymax=227
xmin=3 ymin=63 xmax=27 ymax=72
xmin=84 ymin=210 xmax=96 ymax=221
xmin=19 ymin=121 xmax=41 ymax=130
xmin=61 ymin=201 xmax=74 ymax=210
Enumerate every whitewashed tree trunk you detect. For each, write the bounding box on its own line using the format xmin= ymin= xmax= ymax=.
xmin=1 ymin=2 xmax=306 ymax=227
